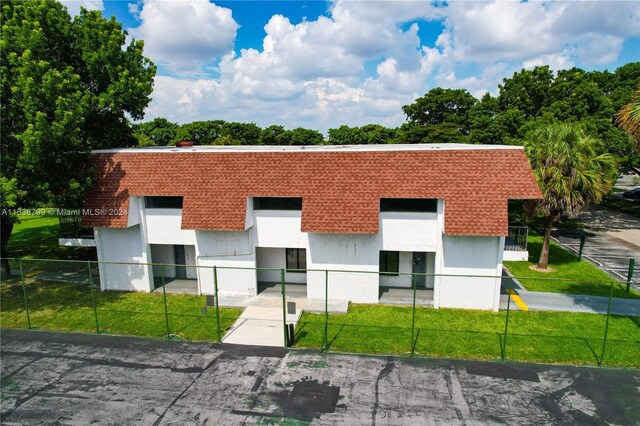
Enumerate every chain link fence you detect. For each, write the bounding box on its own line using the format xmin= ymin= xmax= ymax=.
xmin=1 ymin=257 xmax=638 ymax=367
xmin=0 ymin=258 xmax=242 ymax=342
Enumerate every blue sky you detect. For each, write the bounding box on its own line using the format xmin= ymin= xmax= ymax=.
xmin=62 ymin=0 xmax=640 ymax=131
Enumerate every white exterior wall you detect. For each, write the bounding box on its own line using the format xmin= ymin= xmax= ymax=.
xmin=379 ymin=212 xmax=437 ymax=251
xmin=94 ymin=225 xmax=152 ymax=292
xmin=435 ymin=235 xmax=504 ymax=311
xmin=195 ymin=230 xmax=256 ymax=296
xmin=145 ymin=209 xmax=196 ymax=245
xmin=306 ymin=233 xmax=380 ymax=303
xmin=93 ymin=197 xmax=508 ymax=310
xmin=503 ymin=250 xmax=528 ymax=261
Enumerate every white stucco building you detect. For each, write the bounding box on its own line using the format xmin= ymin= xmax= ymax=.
xmin=73 ymin=144 xmax=540 ymax=311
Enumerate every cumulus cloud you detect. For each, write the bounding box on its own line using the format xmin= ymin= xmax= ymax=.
xmin=443 ymin=0 xmax=639 ymax=65
xmin=129 ymin=0 xmax=238 ymax=73
xmin=59 ymin=0 xmax=104 ymax=16
xmin=138 ymin=0 xmax=639 ymax=132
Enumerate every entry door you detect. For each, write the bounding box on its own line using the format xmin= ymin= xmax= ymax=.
xmin=175 ymin=245 xmax=187 ymax=279
xmin=412 ymin=252 xmax=427 ymax=288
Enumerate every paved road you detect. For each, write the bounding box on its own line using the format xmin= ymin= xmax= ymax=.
xmin=2 ymin=330 xmax=639 ymax=425
xmin=547 ymin=206 xmax=640 ymax=290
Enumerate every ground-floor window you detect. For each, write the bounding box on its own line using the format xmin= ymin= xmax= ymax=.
xmin=286 ymin=248 xmax=307 ymax=271
xmin=379 ymin=251 xmax=400 ymax=276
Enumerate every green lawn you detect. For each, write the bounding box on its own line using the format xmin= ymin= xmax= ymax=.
xmin=6 ymin=213 xmax=96 ymax=260
xmin=294 ymin=305 xmax=640 ymax=368
xmin=0 ymin=279 xmax=242 ymax=342
xmin=504 ymin=232 xmax=640 ymax=299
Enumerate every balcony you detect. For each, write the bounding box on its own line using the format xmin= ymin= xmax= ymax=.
xmin=504 ymin=225 xmax=528 ymax=261
xmin=59 ymin=212 xmax=95 ymax=247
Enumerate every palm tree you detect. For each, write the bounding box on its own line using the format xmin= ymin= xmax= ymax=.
xmin=616 ymin=86 xmax=640 ymax=146
xmin=524 ymin=123 xmax=618 ymax=270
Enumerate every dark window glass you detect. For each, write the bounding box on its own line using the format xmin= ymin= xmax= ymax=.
xmin=380 ymin=198 xmax=437 ymax=213
xmin=379 ymin=251 xmax=400 ymax=276
xmin=254 ymin=197 xmax=302 ymax=210
xmin=286 ymin=248 xmax=307 ymax=271
xmin=145 ymin=196 xmax=183 ymax=209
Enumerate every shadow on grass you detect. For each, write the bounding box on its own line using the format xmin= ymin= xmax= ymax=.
xmin=6 ymin=217 xmax=96 ymax=261
xmin=526 ymin=239 xmax=580 ymax=266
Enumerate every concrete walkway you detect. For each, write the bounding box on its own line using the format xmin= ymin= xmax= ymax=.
xmin=221 ymin=283 xmax=348 ymax=347
xmin=502 ymin=270 xmax=640 ymax=316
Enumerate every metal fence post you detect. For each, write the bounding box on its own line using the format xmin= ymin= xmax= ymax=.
xmin=411 ymin=273 xmax=417 ymax=357
xmin=88 ymin=261 xmax=100 ymax=334
xmin=18 ymin=259 xmax=31 ymax=329
xmin=578 ymin=232 xmax=586 ymax=261
xmin=323 ymin=269 xmax=329 ymax=351
xmin=501 ymin=281 xmax=512 ymax=361
xmin=599 ymin=281 xmax=615 ymax=366
xmin=213 ymin=266 xmax=222 ymax=342
xmin=161 ymin=268 xmax=171 ymax=340
xmin=280 ymin=268 xmax=288 ymax=347
xmin=626 ymin=258 xmax=635 ymax=293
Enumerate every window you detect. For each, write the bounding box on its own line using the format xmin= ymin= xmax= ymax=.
xmin=145 ymin=196 xmax=183 ymax=209
xmin=286 ymin=248 xmax=307 ymax=271
xmin=254 ymin=197 xmax=302 ymax=210
xmin=380 ymin=198 xmax=437 ymax=213
xmin=379 ymin=251 xmax=399 ymax=276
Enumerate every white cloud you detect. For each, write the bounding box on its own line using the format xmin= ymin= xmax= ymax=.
xmin=138 ymin=0 xmax=639 ymax=133
xmin=443 ymin=0 xmax=640 ymax=65
xmin=59 ymin=0 xmax=104 ymax=16
xmin=523 ymin=52 xmax=574 ymax=71
xmin=129 ymin=0 xmax=238 ymax=73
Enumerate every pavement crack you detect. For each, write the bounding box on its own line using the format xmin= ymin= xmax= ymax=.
xmin=152 ymin=354 xmax=222 ymax=426
xmin=371 ymin=358 xmax=394 ymax=426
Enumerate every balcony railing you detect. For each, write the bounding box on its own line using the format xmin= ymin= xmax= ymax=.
xmin=59 ymin=212 xmax=94 ymax=239
xmin=505 ymin=225 xmax=528 ymax=251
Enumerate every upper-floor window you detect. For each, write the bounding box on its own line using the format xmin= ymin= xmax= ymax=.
xmin=145 ymin=196 xmax=183 ymax=209
xmin=254 ymin=197 xmax=302 ymax=210
xmin=380 ymin=198 xmax=437 ymax=213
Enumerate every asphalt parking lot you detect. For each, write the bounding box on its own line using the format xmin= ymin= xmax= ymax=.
xmin=545 ymin=205 xmax=640 ymax=289
xmin=2 ymin=330 xmax=639 ymax=425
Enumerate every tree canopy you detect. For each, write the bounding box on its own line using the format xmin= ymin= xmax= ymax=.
xmin=0 ymin=0 xmax=156 ymax=270
xmin=523 ymin=122 xmax=617 ymax=269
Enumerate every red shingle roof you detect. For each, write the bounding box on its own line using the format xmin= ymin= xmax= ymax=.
xmin=82 ymin=146 xmax=541 ymax=236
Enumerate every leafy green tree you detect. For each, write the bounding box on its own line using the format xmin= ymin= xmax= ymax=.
xmin=498 ymin=66 xmax=554 ymax=119
xmin=494 ymin=64 xmax=640 ymax=173
xmin=260 ymin=125 xmax=286 ymax=145
xmin=289 ymin=128 xmax=324 ymax=145
xmin=360 ymin=124 xmax=396 ymax=144
xmin=212 ymin=134 xmax=240 ymax=145
xmin=616 ymin=86 xmax=640 ymax=147
xmin=174 ymin=120 xmax=224 ymax=145
xmin=0 ymin=0 xmax=155 ymax=275
xmin=402 ymin=88 xmax=477 ymax=139
xmin=328 ymin=125 xmax=366 ymax=145
xmin=524 ymin=123 xmax=617 ymax=269
xmin=220 ymin=122 xmax=261 ymax=145
xmin=135 ymin=134 xmax=156 ymax=147
xmin=133 ymin=118 xmax=178 ymax=146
